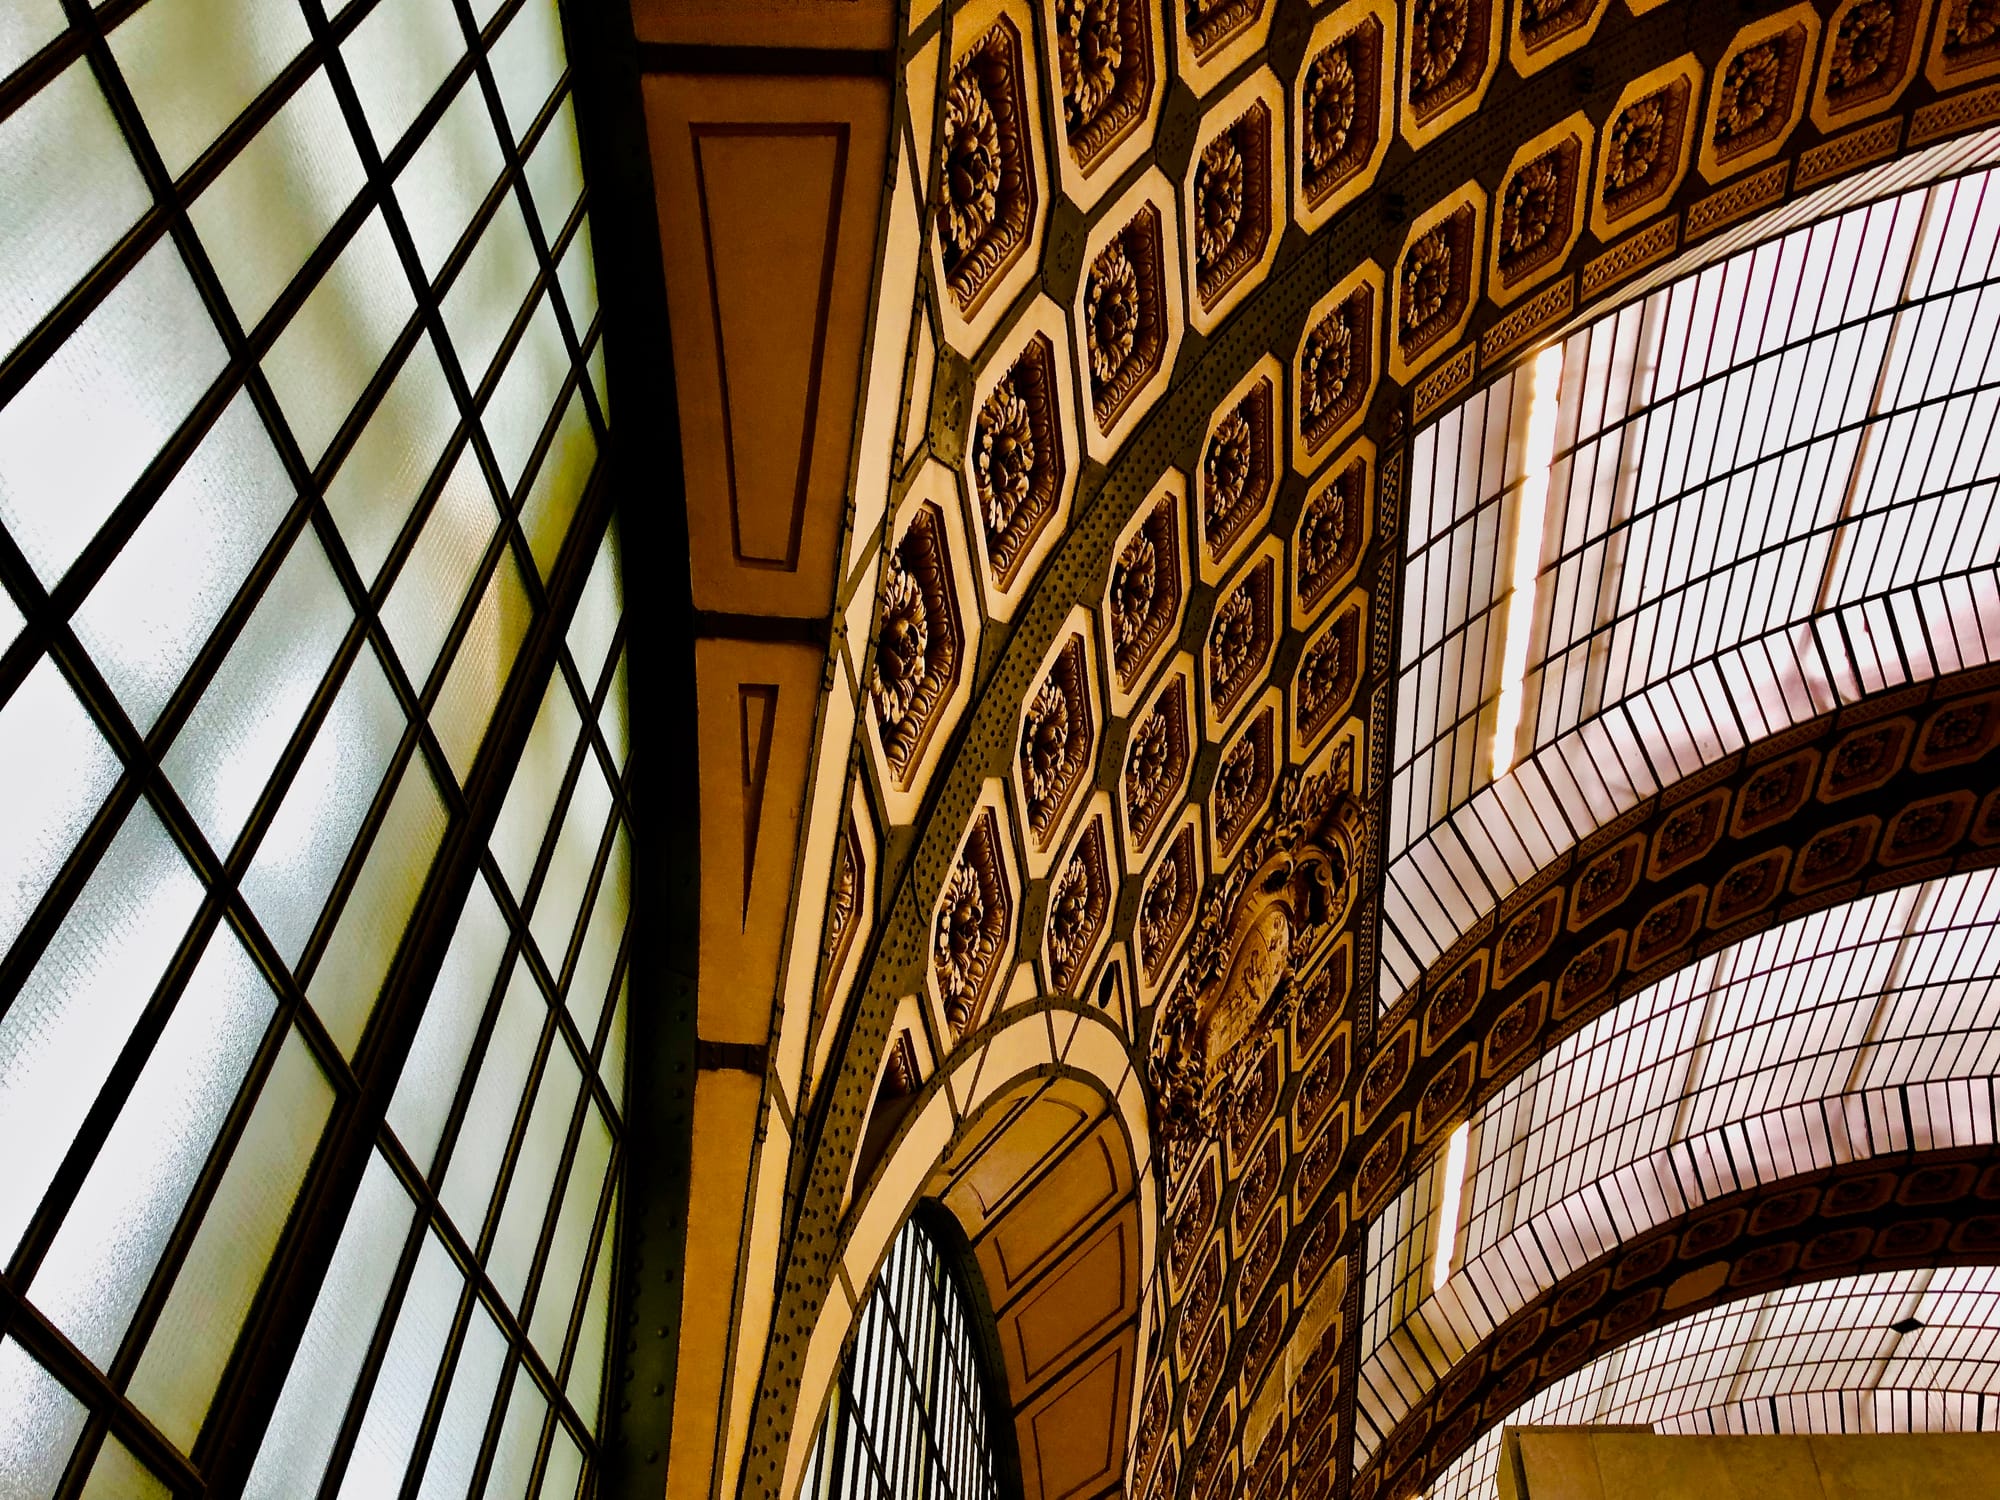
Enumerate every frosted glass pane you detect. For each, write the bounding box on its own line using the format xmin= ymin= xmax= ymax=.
xmin=343 ymin=0 xmax=465 ymax=155
xmin=529 ymin=752 xmax=611 ymax=970
xmin=335 ymin=1230 xmax=461 ymax=1500
xmin=414 ymin=1297 xmax=507 ymax=1500
xmin=490 ymin=672 xmax=581 ymax=898
xmin=483 ymin=294 xmax=567 ymax=490
xmin=263 ymin=211 xmax=415 ymax=466
xmin=538 ymin=1423 xmax=582 ymax=1500
xmin=111 ymin=0 xmax=311 ymax=177
xmin=487 ymin=0 xmax=564 ymax=144
xmin=130 ymin=1029 xmax=334 ymax=1448
xmin=325 ymin=337 xmax=457 ymax=585
xmin=517 ymin=386 xmax=594 ymax=580
xmin=565 ymin=824 xmax=626 ymax=1041
xmin=555 ymin=215 xmax=597 ymax=335
xmin=442 ymin=196 xmax=538 ymax=387
xmin=0 ymin=239 xmax=226 ymax=586
xmin=0 ymin=801 xmax=201 ymax=1262
xmin=0 ymin=61 xmax=150 ymax=361
xmin=482 ymin=1367 xmax=547 ymax=1500
xmin=395 ymin=75 xmax=506 ymax=282
xmin=390 ymin=876 xmax=508 ymax=1172
xmin=488 ymin=1036 xmax=580 ymax=1308
xmin=309 ymin=754 xmax=447 ymax=1055
xmin=242 ymin=1152 xmax=413 ymax=1500
xmin=79 ymin=1437 xmax=171 ymax=1500
xmin=600 ymin=649 xmax=628 ymax=770
xmin=440 ymin=960 xmax=543 ymax=1236
xmin=0 ymin=1340 xmax=84 ymax=1500
xmin=434 ymin=547 xmax=533 ymax=783
xmin=600 ymin=978 xmax=626 ymax=1115
xmin=564 ymin=1191 xmax=614 ymax=1428
xmin=0 ymin=657 xmax=123 ymax=964
xmin=241 ymin=646 xmax=405 ymax=966
xmin=525 ymin=1099 xmax=610 ymax=1358
xmin=565 ymin=520 xmax=620 ymax=695
xmin=74 ymin=392 xmax=294 ymax=733
xmin=163 ymin=529 xmax=349 ymax=854
xmin=383 ymin=446 xmax=498 ymax=685
xmin=0 ymin=0 xmax=63 ymax=83
xmin=30 ymin=925 xmax=274 ymax=1368
xmin=192 ymin=71 xmax=366 ymax=329
xmin=524 ymin=98 xmax=583 ymax=242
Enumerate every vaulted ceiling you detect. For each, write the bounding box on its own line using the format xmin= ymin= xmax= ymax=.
xmin=585 ymin=1 xmax=2000 ymax=1498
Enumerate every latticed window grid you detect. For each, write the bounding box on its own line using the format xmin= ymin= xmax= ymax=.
xmin=1382 ymin=130 xmax=2000 ymax=1007
xmin=1424 ymin=1267 xmax=2000 ymax=1500
xmin=1356 ymin=870 xmax=2000 ymax=1463
xmin=0 ymin=0 xmax=624 ymax=1493
xmin=800 ymin=1215 xmax=1009 ymax=1500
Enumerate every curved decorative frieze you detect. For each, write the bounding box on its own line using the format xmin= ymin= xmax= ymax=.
xmin=1590 ymin=54 xmax=1704 ymax=242
xmin=932 ymin=0 xmax=1048 ymax=350
xmin=1204 ymin=540 xmax=1282 ymax=736
xmin=1401 ymin=0 xmax=1500 ymax=148
xmin=1153 ymin=756 xmax=1366 ymax=1182
xmin=1123 ymin=657 xmax=1196 ymax=865
xmin=1490 ymin=114 xmax=1591 ymax=307
xmin=1103 ymin=470 xmax=1190 ymax=715
xmin=1199 ymin=357 xmax=1282 ymax=586
xmin=1138 ymin=808 xmax=1208 ymax=1006
xmin=1390 ymin=182 xmax=1486 ymax=382
xmin=1186 ymin=69 xmax=1286 ymax=333
xmin=805 ymin=789 xmax=880 ymax=1110
xmin=964 ymin=298 xmax=1078 ymax=618
xmin=865 ymin=468 xmax=978 ymax=825
xmin=1509 ymin=0 xmax=1608 ymax=76
xmin=1075 ymin=168 xmax=1184 ymax=461
xmin=1047 ymin=0 xmax=1164 ymax=207
xmin=1355 ymin=1146 xmax=2000 ymax=1500
xmin=1175 ymin=0 xmax=1274 ymax=97
xmin=928 ymin=789 xmax=1019 ymax=1039
xmin=1926 ymin=0 xmax=2000 ymax=90
xmin=1294 ymin=0 xmax=1395 ymax=234
xmin=1293 ymin=260 xmax=1383 ymax=473
xmin=1813 ymin=0 xmax=1926 ymax=130
xmin=1699 ymin=7 xmax=1822 ymax=183
xmin=1013 ymin=616 xmax=1101 ymax=870
xmin=1290 ymin=439 xmax=1373 ymax=631
xmin=1046 ymin=796 xmax=1116 ymax=996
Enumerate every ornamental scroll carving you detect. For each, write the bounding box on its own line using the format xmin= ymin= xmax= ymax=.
xmin=939 ymin=19 xmax=1037 ymax=318
xmin=1149 ymin=763 xmax=1364 ymax=1177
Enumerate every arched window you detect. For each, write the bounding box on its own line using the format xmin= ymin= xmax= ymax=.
xmin=801 ymin=1208 xmax=1018 ymax=1500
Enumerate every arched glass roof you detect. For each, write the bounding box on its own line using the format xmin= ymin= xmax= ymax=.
xmin=1426 ymin=1266 xmax=2000 ymax=1500
xmin=1356 ymin=867 xmax=2000 ymax=1460
xmin=1381 ymin=132 xmax=2000 ymax=1005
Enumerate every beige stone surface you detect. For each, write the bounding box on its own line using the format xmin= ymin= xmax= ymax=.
xmin=1507 ymin=1428 xmax=2000 ymax=1500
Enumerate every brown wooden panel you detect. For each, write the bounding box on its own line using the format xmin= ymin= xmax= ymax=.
xmin=630 ymin=0 xmax=896 ymax=51
xmin=999 ymin=1204 xmax=1137 ymax=1395
xmin=1015 ymin=1325 xmax=1136 ymax=1500
xmin=641 ymin=73 xmax=889 ymax=617
xmin=977 ymin=1117 xmax=1133 ymax=1301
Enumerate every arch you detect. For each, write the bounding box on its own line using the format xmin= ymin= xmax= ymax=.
xmin=1382 ymin=146 xmax=2000 ymax=1008
xmin=1352 ymin=855 xmax=2000 ymax=1489
xmin=780 ymin=1003 xmax=1154 ymax=1500
xmin=1359 ymin=1147 xmax=2000 ymax=1499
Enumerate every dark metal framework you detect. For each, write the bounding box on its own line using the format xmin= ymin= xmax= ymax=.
xmin=800 ymin=1208 xmax=1018 ymax=1500
xmin=0 ymin=0 xmax=634 ymax=1492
